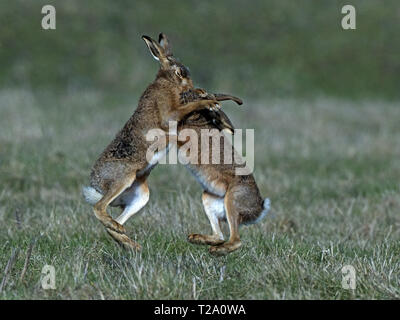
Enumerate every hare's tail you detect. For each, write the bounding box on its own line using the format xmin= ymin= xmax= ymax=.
xmin=254 ymin=198 xmax=271 ymax=224
xmin=82 ymin=186 xmax=103 ymax=205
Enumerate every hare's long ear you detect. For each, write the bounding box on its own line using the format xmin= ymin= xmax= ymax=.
xmin=142 ymin=35 xmax=168 ymax=65
xmin=158 ymin=33 xmax=172 ymax=56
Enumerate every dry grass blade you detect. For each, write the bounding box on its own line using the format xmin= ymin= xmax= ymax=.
xmin=83 ymin=259 xmax=89 ymax=282
xmin=19 ymin=239 xmax=36 ymax=284
xmin=0 ymin=248 xmax=19 ymax=293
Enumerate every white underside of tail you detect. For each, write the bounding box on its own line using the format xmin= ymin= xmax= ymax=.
xmin=82 ymin=186 xmax=103 ymax=205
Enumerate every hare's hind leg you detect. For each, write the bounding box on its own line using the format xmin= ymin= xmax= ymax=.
xmin=93 ymin=171 xmax=136 ymax=234
xmin=188 ymin=192 xmax=225 ymax=246
xmin=105 ymin=179 xmax=149 ymax=251
xmin=115 ymin=178 xmax=149 ymax=225
xmin=209 ymin=187 xmax=242 ymax=256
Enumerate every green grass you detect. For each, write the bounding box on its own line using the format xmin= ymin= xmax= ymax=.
xmin=0 ymin=89 xmax=399 ymax=299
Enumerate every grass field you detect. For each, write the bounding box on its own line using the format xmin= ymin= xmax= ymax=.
xmin=0 ymin=88 xmax=399 ymax=299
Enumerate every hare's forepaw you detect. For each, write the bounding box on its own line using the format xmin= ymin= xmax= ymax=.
xmin=209 ymin=103 xmax=221 ymax=111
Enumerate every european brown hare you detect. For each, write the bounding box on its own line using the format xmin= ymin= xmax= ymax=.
xmin=82 ymin=34 xmax=234 ymax=250
xmin=176 ymin=91 xmax=270 ymax=256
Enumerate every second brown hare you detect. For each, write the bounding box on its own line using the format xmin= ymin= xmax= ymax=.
xmin=175 ymin=90 xmax=270 ymax=255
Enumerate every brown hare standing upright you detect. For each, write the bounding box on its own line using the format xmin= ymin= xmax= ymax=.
xmin=177 ymin=91 xmax=270 ymax=256
xmin=82 ymin=34 xmax=223 ymax=249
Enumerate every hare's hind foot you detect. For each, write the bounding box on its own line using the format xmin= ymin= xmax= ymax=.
xmin=209 ymin=240 xmax=242 ymax=256
xmin=188 ymin=233 xmax=225 ymax=246
xmin=106 ymin=228 xmax=141 ymax=251
xmin=94 ymin=207 xmax=126 ymax=234
xmin=106 ymin=219 xmax=126 ymax=234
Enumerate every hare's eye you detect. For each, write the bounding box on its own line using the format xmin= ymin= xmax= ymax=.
xmin=175 ymin=69 xmax=182 ymax=78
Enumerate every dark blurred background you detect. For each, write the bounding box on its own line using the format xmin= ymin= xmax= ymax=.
xmin=0 ymin=0 xmax=399 ymax=99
